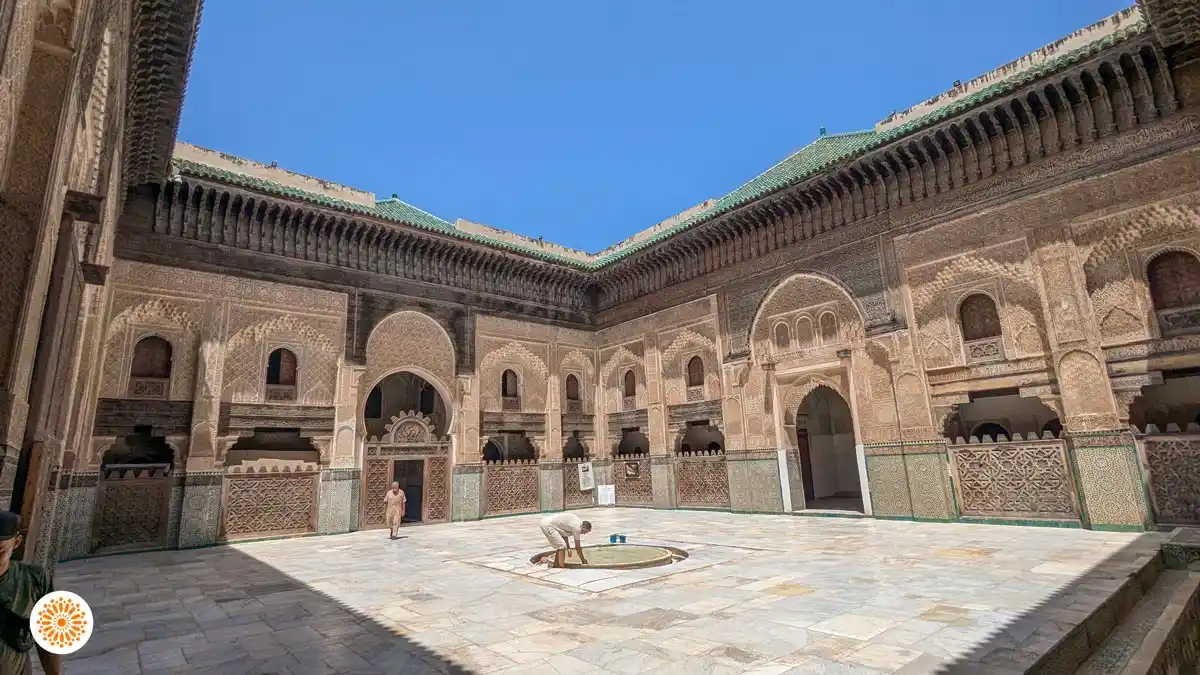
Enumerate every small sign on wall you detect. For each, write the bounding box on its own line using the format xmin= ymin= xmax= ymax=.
xmin=597 ymin=485 xmax=616 ymax=506
xmin=624 ymin=461 xmax=640 ymax=479
xmin=578 ymin=461 xmax=595 ymax=491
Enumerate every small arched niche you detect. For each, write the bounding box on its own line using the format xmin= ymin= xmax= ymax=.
xmin=564 ymin=373 xmax=582 ymax=413
xmin=128 ymin=336 xmax=172 ymax=399
xmin=1147 ymin=251 xmax=1200 ymax=336
xmin=265 ymin=347 xmax=298 ymax=402
xmin=501 ymin=369 xmax=521 ymax=410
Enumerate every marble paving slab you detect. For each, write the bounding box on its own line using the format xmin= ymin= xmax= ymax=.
xmin=45 ymin=508 xmax=1166 ymax=674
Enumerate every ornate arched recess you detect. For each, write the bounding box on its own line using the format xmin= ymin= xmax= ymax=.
xmin=1077 ymin=196 xmax=1200 ymax=344
xmin=660 ymin=329 xmax=721 ymax=405
xmin=101 ymin=297 xmax=202 ymax=400
xmin=906 ymin=243 xmax=1046 ymax=369
xmin=1057 ymin=349 xmax=1119 ymax=432
xmin=780 ymin=374 xmax=848 ymax=426
xmin=360 ymin=311 xmax=457 ymax=437
xmin=560 ymin=349 xmax=595 ymax=413
xmin=478 ymin=341 xmax=550 ymax=412
xmin=600 ymin=345 xmax=645 ymax=413
xmin=749 ymin=272 xmax=866 ymax=365
xmin=222 ymin=314 xmax=341 ymax=405
xmin=740 ymin=273 xmax=868 ymax=449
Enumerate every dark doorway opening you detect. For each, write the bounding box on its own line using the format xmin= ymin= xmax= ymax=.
xmin=796 ymin=429 xmax=815 ymax=502
xmin=394 ymin=459 xmax=424 ymax=523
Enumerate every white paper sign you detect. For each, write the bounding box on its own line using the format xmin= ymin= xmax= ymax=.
xmin=578 ymin=461 xmax=595 ymax=491
xmin=597 ymin=485 xmax=616 ymax=506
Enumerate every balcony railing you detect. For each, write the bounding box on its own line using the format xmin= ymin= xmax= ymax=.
xmin=1157 ymin=304 xmax=1200 ymax=336
xmin=127 ymin=377 xmax=169 ymax=400
xmin=565 ymin=399 xmax=582 ymax=413
xmin=265 ymin=384 xmax=297 ymax=402
xmin=622 ymin=396 xmax=636 ymax=411
xmin=502 ymin=396 xmax=521 ymax=411
xmin=964 ymin=336 xmax=1003 ymax=364
xmin=686 ymin=386 xmax=703 ymax=402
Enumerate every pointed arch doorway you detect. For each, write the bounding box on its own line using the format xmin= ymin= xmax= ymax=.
xmin=793 ymin=385 xmax=863 ymax=512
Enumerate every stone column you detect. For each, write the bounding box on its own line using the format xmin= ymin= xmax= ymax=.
xmin=452 ymin=373 xmax=484 ymax=520
xmin=178 ymin=299 xmax=227 ymax=548
xmin=1033 ymin=229 xmax=1150 ymax=530
xmin=318 ymin=362 xmax=364 ymax=535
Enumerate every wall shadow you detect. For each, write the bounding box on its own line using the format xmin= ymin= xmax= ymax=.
xmin=42 ymin=539 xmax=482 ymax=675
xmin=925 ymin=530 xmax=1179 ymax=674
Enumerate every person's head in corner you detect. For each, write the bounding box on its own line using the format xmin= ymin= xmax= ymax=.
xmin=580 ymin=521 xmax=592 ymax=535
xmin=0 ymin=511 xmax=22 ymax=567
xmin=391 ymin=481 xmax=400 ymax=491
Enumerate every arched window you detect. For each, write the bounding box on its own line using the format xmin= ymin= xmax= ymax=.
xmin=418 ymin=383 xmax=435 ymax=415
xmin=1040 ymin=418 xmax=1063 ymax=437
xmin=971 ymin=422 xmax=1010 ymax=441
xmin=502 ymin=369 xmax=519 ymax=398
xmin=565 ymin=374 xmax=580 ymax=401
xmin=364 ymin=386 xmax=383 ymax=419
xmin=959 ymin=294 xmax=1002 ymax=341
xmin=623 ymin=370 xmax=636 ymax=397
xmin=1148 ymin=251 xmax=1200 ymax=310
xmin=819 ymin=313 xmax=838 ymax=343
xmin=774 ymin=323 xmax=791 ymax=350
xmin=131 ymin=336 xmax=172 ymax=379
xmin=266 ymin=348 xmax=297 ymax=386
xmin=686 ymin=356 xmax=704 ymax=387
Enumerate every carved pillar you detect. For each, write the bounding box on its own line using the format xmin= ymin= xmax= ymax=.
xmin=544 ymin=365 xmax=562 ymax=461
xmin=185 ymin=299 xmax=226 ymax=471
xmin=331 ymin=362 xmax=364 ymax=469
xmin=451 ymin=373 xmax=484 ymax=520
xmin=177 ymin=300 xmax=227 ymax=549
xmin=1032 ymin=228 xmax=1150 ymax=530
xmin=721 ymin=361 xmax=749 ymax=452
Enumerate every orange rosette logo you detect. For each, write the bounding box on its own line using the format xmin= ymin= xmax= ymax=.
xmin=29 ymin=591 xmax=93 ymax=655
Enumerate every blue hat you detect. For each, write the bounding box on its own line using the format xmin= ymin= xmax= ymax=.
xmin=0 ymin=511 xmax=20 ymax=541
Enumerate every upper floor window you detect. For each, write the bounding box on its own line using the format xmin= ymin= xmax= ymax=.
xmin=774 ymin=323 xmax=791 ymax=350
xmin=819 ymin=312 xmax=838 ymax=343
xmin=266 ymin=348 xmax=297 ymax=386
xmin=131 ymin=336 xmax=172 ymax=379
xmin=686 ymin=356 xmax=704 ymax=388
xmin=419 ymin=383 xmax=435 ymax=415
xmin=623 ymin=370 xmax=636 ymax=398
xmin=959 ymin=294 xmax=1002 ymax=341
xmin=501 ymin=369 xmax=520 ymax=398
xmin=364 ymin=386 xmax=383 ymax=419
xmin=1148 ymin=251 xmax=1200 ymax=311
xmin=565 ymin=374 xmax=580 ymax=401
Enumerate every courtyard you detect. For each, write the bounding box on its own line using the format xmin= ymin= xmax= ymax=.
xmin=48 ymin=509 xmax=1166 ymax=675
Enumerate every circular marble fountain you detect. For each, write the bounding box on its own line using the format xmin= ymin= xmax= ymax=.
xmin=531 ymin=544 xmax=688 ymax=570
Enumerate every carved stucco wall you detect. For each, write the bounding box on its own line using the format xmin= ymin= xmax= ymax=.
xmin=906 ymin=239 xmax=1047 ymax=370
xmin=1077 ymin=191 xmax=1200 ymax=345
xmin=361 ymin=311 xmax=456 ymax=417
xmin=477 ymin=337 xmax=550 ymax=413
xmin=101 ymin=262 xmax=347 ymax=407
xmin=659 ymin=325 xmax=721 ymax=406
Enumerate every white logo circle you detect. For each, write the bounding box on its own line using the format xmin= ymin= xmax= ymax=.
xmin=29 ymin=590 xmax=93 ymax=655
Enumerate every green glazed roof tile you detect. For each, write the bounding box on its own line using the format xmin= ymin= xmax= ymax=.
xmin=174 ymin=12 xmax=1146 ymax=271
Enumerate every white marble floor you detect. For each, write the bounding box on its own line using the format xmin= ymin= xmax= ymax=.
xmin=51 ymin=508 xmax=1165 ymax=674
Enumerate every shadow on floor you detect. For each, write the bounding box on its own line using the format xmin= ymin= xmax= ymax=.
xmin=48 ymin=537 xmax=481 ymax=675
xmin=922 ymin=530 xmax=1173 ymax=674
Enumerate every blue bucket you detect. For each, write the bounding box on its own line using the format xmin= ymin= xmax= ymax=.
xmin=609 ymin=534 xmax=618 ymax=544
xmin=618 ymin=535 xmax=627 ymax=544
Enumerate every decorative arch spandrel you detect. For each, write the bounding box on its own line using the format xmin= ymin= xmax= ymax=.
xmin=360 ymin=311 xmax=457 ymax=431
xmin=748 ymin=273 xmax=865 ymax=366
xmin=478 ymin=340 xmax=550 ymax=412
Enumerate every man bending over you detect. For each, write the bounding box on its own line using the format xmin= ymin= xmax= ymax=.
xmin=539 ymin=512 xmax=592 ymax=568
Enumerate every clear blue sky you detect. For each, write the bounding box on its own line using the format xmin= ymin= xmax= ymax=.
xmin=179 ymin=1 xmax=1131 ymax=253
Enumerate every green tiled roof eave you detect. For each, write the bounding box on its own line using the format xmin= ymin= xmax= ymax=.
xmin=172 ymin=16 xmax=1148 ymax=272
xmin=174 ymin=158 xmax=593 ymax=269
xmin=590 ymin=18 xmax=1149 ymax=268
